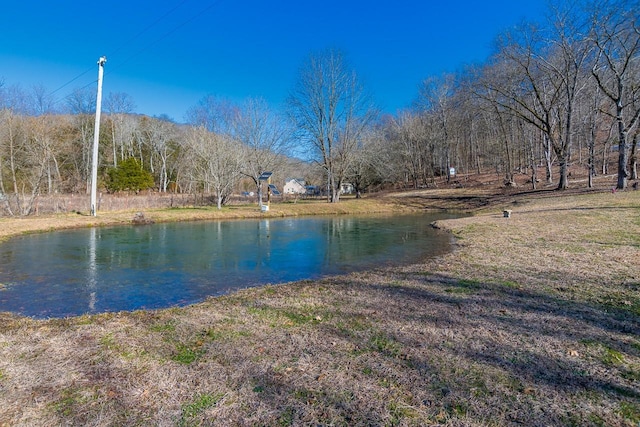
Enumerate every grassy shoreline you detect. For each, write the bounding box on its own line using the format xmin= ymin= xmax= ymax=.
xmin=0 ymin=196 xmax=419 ymax=243
xmin=0 ymin=188 xmax=639 ymax=426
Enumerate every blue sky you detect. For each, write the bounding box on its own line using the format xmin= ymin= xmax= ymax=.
xmin=0 ymin=0 xmax=547 ymax=122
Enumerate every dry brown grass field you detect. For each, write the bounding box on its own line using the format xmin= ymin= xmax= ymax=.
xmin=0 ymin=176 xmax=639 ymax=426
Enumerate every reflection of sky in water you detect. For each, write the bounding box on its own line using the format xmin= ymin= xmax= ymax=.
xmin=0 ymin=214 xmax=459 ymax=318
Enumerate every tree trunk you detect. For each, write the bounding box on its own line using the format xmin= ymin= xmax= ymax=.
xmin=529 ymin=141 xmax=537 ymax=190
xmin=544 ymin=135 xmax=553 ymax=184
xmin=588 ymin=138 xmax=595 ymax=189
xmin=330 ymin=179 xmax=340 ymax=203
xmin=257 ymin=180 xmax=264 ymax=208
xmin=557 ymin=157 xmax=569 ymax=190
xmin=616 ymin=110 xmax=629 ymax=189
xmin=629 ymin=132 xmax=638 ymax=180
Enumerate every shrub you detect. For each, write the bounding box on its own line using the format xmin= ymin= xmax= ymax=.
xmin=106 ymin=157 xmax=155 ymax=193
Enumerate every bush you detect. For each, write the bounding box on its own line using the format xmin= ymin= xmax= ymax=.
xmin=106 ymin=157 xmax=155 ymax=193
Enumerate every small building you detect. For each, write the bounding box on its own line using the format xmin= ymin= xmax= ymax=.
xmin=340 ymin=182 xmax=354 ymax=195
xmin=283 ymin=178 xmax=307 ymax=195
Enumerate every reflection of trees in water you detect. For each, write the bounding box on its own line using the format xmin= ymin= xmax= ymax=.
xmin=0 ymin=214 xmax=458 ymax=317
xmin=322 ymin=216 xmax=424 ymax=267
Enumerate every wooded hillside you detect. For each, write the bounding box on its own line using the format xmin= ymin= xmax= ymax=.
xmin=1 ymin=0 xmax=638 ymax=216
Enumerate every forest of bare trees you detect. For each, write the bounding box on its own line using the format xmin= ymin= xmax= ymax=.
xmin=0 ymin=0 xmax=638 ymax=216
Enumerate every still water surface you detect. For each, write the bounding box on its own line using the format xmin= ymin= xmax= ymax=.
xmin=0 ymin=213 xmax=458 ymax=318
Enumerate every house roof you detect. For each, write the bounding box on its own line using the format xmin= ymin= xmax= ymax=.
xmin=285 ymin=178 xmax=306 ymax=186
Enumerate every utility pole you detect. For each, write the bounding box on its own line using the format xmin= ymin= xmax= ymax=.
xmin=90 ymin=56 xmax=107 ymax=216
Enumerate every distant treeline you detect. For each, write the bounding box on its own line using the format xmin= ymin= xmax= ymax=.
xmin=1 ymin=0 xmax=638 ymax=215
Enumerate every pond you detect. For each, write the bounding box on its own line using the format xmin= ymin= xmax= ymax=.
xmin=0 ymin=213 xmax=459 ymax=318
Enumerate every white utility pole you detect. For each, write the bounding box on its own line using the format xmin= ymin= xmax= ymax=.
xmin=90 ymin=56 xmax=107 ymax=216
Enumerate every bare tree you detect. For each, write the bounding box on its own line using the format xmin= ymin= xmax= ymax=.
xmin=28 ymin=84 xmax=57 ymax=115
xmin=479 ymin=16 xmax=590 ymax=190
xmin=0 ymin=83 xmax=30 ymax=114
xmin=186 ymin=95 xmax=236 ymax=134
xmin=137 ymin=116 xmax=177 ymax=192
xmin=182 ymin=126 xmax=243 ymax=209
xmin=66 ymin=87 xmax=96 ymax=115
xmin=105 ymin=92 xmax=136 ymax=167
xmin=65 ymin=87 xmax=99 ymax=193
xmin=589 ymin=0 xmax=640 ymax=189
xmin=288 ymin=49 xmax=376 ymax=202
xmin=416 ymin=74 xmax=459 ymax=183
xmin=28 ymin=115 xmax=65 ymax=195
xmin=348 ymin=126 xmax=390 ymax=196
xmin=0 ymin=114 xmax=54 ymax=215
xmin=0 ymin=87 xmax=63 ymax=215
xmin=233 ymin=97 xmax=291 ymax=208
xmin=0 ymin=109 xmax=23 ymax=215
xmin=389 ymin=112 xmax=430 ymax=188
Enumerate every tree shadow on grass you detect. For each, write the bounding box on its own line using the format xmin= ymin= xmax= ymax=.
xmin=297 ymin=270 xmax=640 ymax=423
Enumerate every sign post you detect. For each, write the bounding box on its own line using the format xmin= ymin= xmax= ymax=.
xmin=258 ymin=172 xmax=272 ymax=212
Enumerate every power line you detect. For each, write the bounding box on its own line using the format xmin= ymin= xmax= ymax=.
xmin=106 ymin=0 xmax=223 ymax=76
xmin=49 ymin=0 xmax=192 ymax=98
xmin=49 ymin=66 xmax=94 ymax=97
xmin=47 ymin=0 xmax=223 ymax=106
xmin=106 ymin=0 xmax=191 ymax=59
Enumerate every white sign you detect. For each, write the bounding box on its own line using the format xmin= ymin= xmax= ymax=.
xmin=449 ymin=167 xmax=456 ymax=176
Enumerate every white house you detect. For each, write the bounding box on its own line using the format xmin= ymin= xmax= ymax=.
xmin=340 ymin=182 xmax=354 ymax=195
xmin=283 ymin=178 xmax=306 ymax=195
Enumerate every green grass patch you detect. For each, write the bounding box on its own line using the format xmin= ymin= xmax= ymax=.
xmin=600 ymin=292 xmax=640 ymax=315
xmin=49 ymin=388 xmax=94 ymax=418
xmin=388 ymin=400 xmax=418 ymax=426
xmin=469 ymin=376 xmax=490 ymax=397
xmin=619 ymin=401 xmax=640 ymax=423
xmin=278 ymin=407 xmax=295 ymax=426
xmin=602 ymin=347 xmax=626 ymax=366
xmin=50 ymin=390 xmax=78 ymax=417
xmin=292 ymin=388 xmax=315 ymax=401
xmin=500 ymin=280 xmax=521 ymax=289
xmin=178 ymin=392 xmax=224 ymax=427
xmin=73 ymin=315 xmax=95 ymax=326
xmin=282 ymin=310 xmax=319 ymax=326
xmin=370 ymin=332 xmax=402 ymax=357
xmin=149 ymin=320 xmax=176 ymax=333
xmin=595 ymin=229 xmax=640 ymax=246
xmin=580 ymin=339 xmax=629 ymax=367
xmin=445 ymin=279 xmax=482 ymax=294
xmin=586 ymin=413 xmax=608 ymax=426
xmin=202 ymin=328 xmax=224 ymax=341
xmin=247 ymin=306 xmax=280 ymax=324
xmin=337 ymin=315 xmax=371 ymax=335
xmin=96 ymin=331 xmax=143 ymax=359
xmin=262 ymin=286 xmax=277 ymax=295
xmin=560 ymin=244 xmax=587 ymax=253
xmin=99 ymin=333 xmax=118 ymax=351
xmin=172 ymin=343 xmax=205 ymax=365
xmin=247 ymin=304 xmax=324 ymax=327
xmin=447 ymin=401 xmax=469 ymax=417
